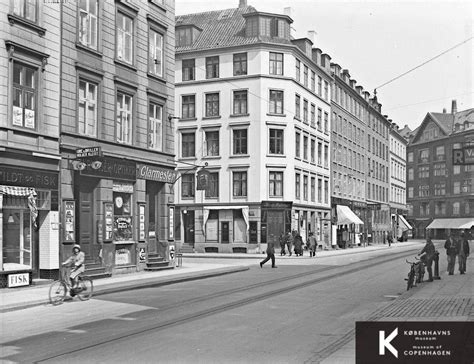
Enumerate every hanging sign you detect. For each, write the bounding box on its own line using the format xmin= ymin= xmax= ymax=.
xmin=196 ymin=169 xmax=210 ymax=190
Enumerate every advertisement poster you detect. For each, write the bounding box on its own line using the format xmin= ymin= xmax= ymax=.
xmin=114 ymin=216 xmax=133 ymax=241
xmin=104 ymin=202 xmax=113 ymax=241
xmin=139 ymin=204 xmax=145 ymax=241
xmin=64 ymin=200 xmax=75 ymax=242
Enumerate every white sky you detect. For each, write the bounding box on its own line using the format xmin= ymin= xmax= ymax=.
xmin=175 ymin=0 xmax=474 ymax=131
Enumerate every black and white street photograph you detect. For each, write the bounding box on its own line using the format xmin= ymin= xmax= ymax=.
xmin=0 ymin=0 xmax=473 ymax=363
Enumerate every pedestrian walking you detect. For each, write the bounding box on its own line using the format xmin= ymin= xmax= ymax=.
xmin=444 ymin=233 xmax=458 ymax=275
xmin=279 ymin=232 xmax=286 ymax=256
xmin=286 ymin=231 xmax=293 ymax=257
xmin=294 ymin=232 xmax=303 ymax=256
xmin=308 ymin=232 xmax=317 ymax=257
xmin=387 ymin=231 xmax=393 ymax=247
xmin=456 ymin=232 xmax=470 ymax=274
xmin=419 ymin=237 xmax=435 ymax=281
xmin=260 ymin=240 xmax=277 ymax=268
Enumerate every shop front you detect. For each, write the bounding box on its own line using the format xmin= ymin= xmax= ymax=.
xmin=261 ymin=201 xmax=292 ymax=250
xmin=0 ymin=166 xmax=59 ymax=287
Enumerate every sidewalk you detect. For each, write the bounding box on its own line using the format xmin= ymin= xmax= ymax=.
xmin=0 ymin=240 xmax=423 ymax=313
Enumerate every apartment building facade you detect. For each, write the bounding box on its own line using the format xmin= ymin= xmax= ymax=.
xmin=0 ymin=0 xmax=61 ymax=286
xmin=59 ymin=0 xmax=176 ymax=276
xmin=174 ymin=1 xmax=332 ymax=253
xmin=407 ymin=102 xmax=474 ymax=239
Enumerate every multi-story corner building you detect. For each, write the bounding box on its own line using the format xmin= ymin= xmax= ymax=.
xmin=59 ymin=0 xmax=176 ymax=276
xmin=407 ymin=101 xmax=474 ymax=239
xmin=330 ymin=65 xmax=368 ymax=248
xmin=0 ymin=1 xmax=61 ymax=286
xmin=174 ymin=1 xmax=332 ymax=253
xmin=389 ymin=123 xmax=409 ymax=240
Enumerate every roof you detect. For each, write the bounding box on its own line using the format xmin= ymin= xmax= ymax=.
xmin=175 ymin=6 xmax=293 ymax=52
xmin=429 ymin=112 xmax=455 ymax=134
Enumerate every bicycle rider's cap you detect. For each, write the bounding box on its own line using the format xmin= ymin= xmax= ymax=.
xmin=72 ymin=244 xmax=81 ymax=251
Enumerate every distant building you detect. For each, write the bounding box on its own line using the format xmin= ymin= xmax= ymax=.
xmin=174 ymin=1 xmax=332 ymax=252
xmin=407 ymin=100 xmax=474 ymax=239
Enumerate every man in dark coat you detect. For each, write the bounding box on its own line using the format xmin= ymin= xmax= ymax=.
xmin=294 ymin=233 xmax=303 ymax=256
xmin=419 ymin=237 xmax=436 ymax=281
xmin=286 ymin=231 xmax=293 ymax=257
xmin=444 ymin=233 xmax=458 ymax=275
xmin=456 ymin=233 xmax=470 ymax=274
xmin=260 ymin=240 xmax=277 ymax=268
xmin=308 ymin=232 xmax=317 ymax=257
xmin=279 ymin=232 xmax=286 ymax=256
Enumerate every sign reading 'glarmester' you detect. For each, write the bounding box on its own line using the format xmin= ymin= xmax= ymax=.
xmin=137 ymin=164 xmax=178 ymax=183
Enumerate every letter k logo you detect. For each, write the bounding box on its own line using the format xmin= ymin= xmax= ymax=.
xmin=379 ymin=328 xmax=398 ymax=358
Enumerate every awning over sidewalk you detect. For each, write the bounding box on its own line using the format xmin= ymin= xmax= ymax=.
xmin=427 ymin=218 xmax=474 ymax=229
xmin=398 ymin=215 xmax=412 ymax=230
xmin=203 ymin=206 xmax=249 ymax=230
xmin=337 ymin=205 xmax=364 ymax=225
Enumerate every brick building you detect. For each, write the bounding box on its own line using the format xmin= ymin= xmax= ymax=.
xmin=59 ymin=0 xmax=176 ymax=277
xmin=407 ymin=101 xmax=474 ymax=239
xmin=0 ymin=0 xmax=61 ymax=286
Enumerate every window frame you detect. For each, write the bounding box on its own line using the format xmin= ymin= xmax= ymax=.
xmin=205 ymin=172 xmax=219 ymax=198
xmin=116 ymin=9 xmax=136 ymax=65
xmin=182 ymin=58 xmax=195 ymax=81
xmin=181 ymin=94 xmax=196 ymax=119
xmin=148 ymin=99 xmax=164 ymax=151
xmin=205 ymin=92 xmax=220 ymax=118
xmin=269 ymin=89 xmax=284 ymax=114
xmin=269 ymin=171 xmax=284 ymax=197
xmin=233 ymin=90 xmax=248 ymax=115
xmin=181 ymin=131 xmax=196 ymax=158
xmin=148 ymin=26 xmax=164 ymax=78
xmin=205 ymin=56 xmax=220 ymax=79
xmin=204 ymin=130 xmax=220 ymax=157
xmin=115 ymin=90 xmax=134 ymax=145
xmin=181 ymin=174 xmax=195 ymax=198
xmin=233 ymin=128 xmax=248 ymax=155
xmin=269 ymin=52 xmax=283 ymax=75
xmin=232 ymin=171 xmax=248 ymax=197
xmin=78 ymin=78 xmax=99 ymax=137
xmin=269 ymin=128 xmax=284 ymax=155
xmin=233 ymin=52 xmax=248 ymax=76
xmin=11 ymin=61 xmax=38 ymax=130
xmin=78 ymin=0 xmax=99 ymax=51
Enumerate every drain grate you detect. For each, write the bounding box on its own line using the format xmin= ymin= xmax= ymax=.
xmin=373 ymin=298 xmax=472 ymax=318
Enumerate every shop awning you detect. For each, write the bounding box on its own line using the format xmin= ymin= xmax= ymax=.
xmin=337 ymin=205 xmax=364 ymax=225
xmin=0 ymin=185 xmax=38 ymax=229
xmin=398 ymin=215 xmax=412 ymax=230
xmin=427 ymin=218 xmax=474 ymax=230
xmin=203 ymin=206 xmax=249 ymax=230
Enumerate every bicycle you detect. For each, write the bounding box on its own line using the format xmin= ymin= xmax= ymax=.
xmin=405 ymin=257 xmax=424 ymax=291
xmin=49 ymin=266 xmax=93 ymax=305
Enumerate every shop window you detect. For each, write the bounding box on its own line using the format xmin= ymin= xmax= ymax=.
xmin=206 ymin=210 xmax=218 ymax=242
xmin=3 ymin=210 xmax=32 ymax=269
xmin=113 ymin=184 xmax=133 ymax=241
xmin=233 ymin=209 xmax=247 ymax=243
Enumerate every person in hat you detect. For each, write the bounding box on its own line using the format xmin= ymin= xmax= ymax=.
xmin=62 ymin=244 xmax=85 ymax=289
xmin=418 ymin=237 xmax=435 ymax=282
xmin=456 ymin=232 xmax=470 ymax=274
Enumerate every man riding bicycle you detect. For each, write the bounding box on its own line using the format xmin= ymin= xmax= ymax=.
xmin=62 ymin=244 xmax=85 ymax=290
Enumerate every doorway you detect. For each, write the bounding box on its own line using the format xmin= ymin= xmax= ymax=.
xmin=266 ymin=211 xmax=285 ymax=245
xmin=182 ymin=210 xmax=195 ymax=246
xmin=74 ymin=176 xmax=98 ymax=259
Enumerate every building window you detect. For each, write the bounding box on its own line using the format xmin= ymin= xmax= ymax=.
xmin=435 ymin=146 xmax=445 ymax=161
xmin=148 ymin=102 xmax=162 ymax=151
xmin=205 ymin=93 xmax=219 ymax=117
xmin=269 ymin=52 xmax=283 ymax=75
xmin=233 ymin=90 xmax=248 ymax=115
xmin=419 ymin=149 xmax=429 ymax=163
xmin=269 ymin=129 xmax=284 ymax=154
xmin=13 ymin=0 xmax=37 ymax=22
xmin=176 ymin=26 xmax=193 ymax=47
xmin=295 ymin=173 xmax=300 ymax=199
xmin=317 ymin=76 xmax=322 ymax=96
xmin=269 ymin=90 xmax=283 ymax=114
xmin=116 ymin=92 xmax=133 ymax=144
xmin=116 ymin=12 xmax=134 ymax=64
xmin=324 ymin=80 xmax=329 ymax=100
xmin=79 ymin=0 xmax=98 ymax=49
xmin=324 ymin=112 xmax=328 ymax=133
xmin=295 ymin=59 xmax=300 ymax=82
xmin=182 ymin=59 xmax=195 ymax=81
xmin=453 ymin=181 xmax=461 ymax=194
xmin=233 ymin=129 xmax=247 ymax=154
xmin=317 ymin=108 xmax=322 ymax=130
xmin=205 ymin=172 xmax=219 ymax=198
xmin=434 ymin=182 xmax=446 ymax=196
xmin=233 ymin=53 xmax=247 ymax=76
xmin=295 ymin=132 xmax=300 ymax=158
xmin=205 ymin=130 xmax=219 ymax=156
xmin=181 ymin=132 xmax=195 ymax=158
xmin=317 ymin=178 xmax=322 ymax=203
xmin=453 ymin=202 xmax=460 ymax=215
xmin=181 ymin=174 xmax=195 ymax=198
xmin=303 ymin=175 xmax=308 ymax=200
xmin=206 ymin=56 xmax=219 ymax=79
xmin=303 ymin=99 xmax=308 ymax=123
xmin=408 ymin=168 xmax=414 ymax=181
xmin=303 ymin=135 xmax=308 ymax=160
xmin=324 ymin=144 xmax=329 ymax=167
xmin=433 ymin=163 xmax=446 ymax=176
xmin=148 ymin=29 xmax=163 ymax=77
xmin=311 ymin=139 xmax=315 ymax=163
xmin=317 ymin=142 xmax=322 ymax=165
xmin=419 ymin=185 xmax=429 ymax=197
xmin=78 ymin=80 xmax=97 ymax=137
xmin=310 ymin=104 xmax=315 ymax=127
xmin=418 ymin=166 xmax=429 ymax=179
xmin=182 ymin=95 xmax=195 ymax=119
xmin=311 ymin=177 xmax=315 ymax=202
xmin=311 ymin=70 xmax=315 ymax=92
xmin=12 ymin=62 xmax=37 ymax=129
xmin=303 ymin=65 xmax=308 ymax=87
xmin=435 ymin=201 xmax=446 ymax=215
xmin=233 ymin=171 xmax=247 ymax=197
xmin=324 ymin=180 xmax=328 ymax=203
xmin=269 ymin=171 xmax=283 ymax=197
xmin=407 ymin=151 xmax=414 ymax=163
xmin=408 ymin=187 xmax=413 ymax=198
xmin=295 ymin=94 xmax=301 ymax=119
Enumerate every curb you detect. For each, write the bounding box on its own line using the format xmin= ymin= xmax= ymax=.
xmin=0 ymin=266 xmax=249 ymax=313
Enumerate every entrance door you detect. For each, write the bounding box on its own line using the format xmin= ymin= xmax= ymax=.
xmin=74 ymin=177 xmax=97 ymax=259
xmin=183 ymin=210 xmax=195 ymax=246
xmin=266 ymin=211 xmax=285 ymax=245
xmin=221 ymin=222 xmax=229 ymax=243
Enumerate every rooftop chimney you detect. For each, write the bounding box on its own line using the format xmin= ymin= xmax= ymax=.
xmin=451 ymin=99 xmax=457 ymax=114
xmin=307 ymin=30 xmax=316 ymax=44
xmin=239 ymin=0 xmax=247 ymax=8
xmin=443 ymin=108 xmax=447 ymax=113
xmin=284 ymin=7 xmax=292 ymax=17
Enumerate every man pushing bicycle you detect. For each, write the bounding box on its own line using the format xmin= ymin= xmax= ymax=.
xmin=418 ymin=237 xmax=435 ymax=282
xmin=62 ymin=244 xmax=85 ymax=290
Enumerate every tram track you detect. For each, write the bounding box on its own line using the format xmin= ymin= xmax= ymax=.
xmin=34 ymin=247 xmax=420 ymax=363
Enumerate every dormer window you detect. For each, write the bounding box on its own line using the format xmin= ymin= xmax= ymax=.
xmin=176 ymin=25 xmax=201 ymax=47
xmin=244 ymin=12 xmax=291 ymax=39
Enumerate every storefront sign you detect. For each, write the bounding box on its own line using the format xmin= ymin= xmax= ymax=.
xmin=104 ymin=202 xmax=113 ymax=241
xmin=8 ymin=273 xmax=30 ymax=287
xmin=80 ymin=157 xmax=136 ymax=181
xmin=261 ymin=201 xmax=292 ymax=209
xmin=113 ymin=182 xmax=134 ymax=193
xmin=137 ymin=164 xmax=178 ymax=183
xmin=64 ymin=200 xmax=76 ymax=242
xmin=138 ymin=204 xmax=145 ymax=241
xmin=169 ymin=206 xmax=174 ymax=240
xmin=453 ymin=147 xmax=474 ymax=165
xmin=76 ymin=147 xmax=102 ymax=158
xmin=0 ymin=166 xmax=59 ymax=189
xmin=114 ymin=216 xmax=133 ymax=241
xmin=115 ymin=247 xmax=131 ymax=265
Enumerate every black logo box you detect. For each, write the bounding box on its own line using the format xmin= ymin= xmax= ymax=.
xmin=356 ymin=321 xmax=474 ymax=364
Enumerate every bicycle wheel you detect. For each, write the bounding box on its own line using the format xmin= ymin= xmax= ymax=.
xmin=49 ymin=281 xmax=67 ymax=305
xmin=76 ymin=277 xmax=93 ymax=301
xmin=406 ymin=270 xmax=415 ymax=291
